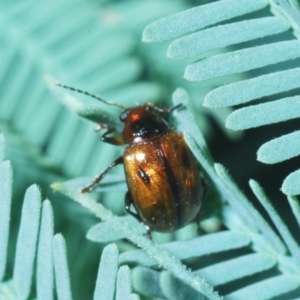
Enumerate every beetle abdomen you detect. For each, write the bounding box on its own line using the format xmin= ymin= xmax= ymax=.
xmin=123 ymin=131 xmax=203 ymax=232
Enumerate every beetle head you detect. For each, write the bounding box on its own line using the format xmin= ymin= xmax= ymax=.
xmin=120 ymin=105 xmax=170 ymax=143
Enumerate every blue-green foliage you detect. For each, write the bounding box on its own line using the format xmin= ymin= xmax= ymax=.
xmin=0 ymin=134 xmax=133 ymax=299
xmin=13 ymin=185 xmax=42 ymax=298
xmin=1 ymin=0 xmax=300 ymax=299
xmin=36 ymin=201 xmax=54 ymax=300
xmin=52 ymin=89 xmax=300 ymax=300
xmin=94 ymin=244 xmax=119 ymax=300
xmin=53 ymin=234 xmax=72 ymax=300
xmin=0 ymin=138 xmax=12 ymax=282
xmin=144 ymin=0 xmax=300 ymax=196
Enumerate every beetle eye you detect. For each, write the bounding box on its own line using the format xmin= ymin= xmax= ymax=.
xmin=120 ymin=110 xmax=129 ymax=122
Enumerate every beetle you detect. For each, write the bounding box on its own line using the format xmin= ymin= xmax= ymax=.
xmin=57 ymin=83 xmax=206 ymax=236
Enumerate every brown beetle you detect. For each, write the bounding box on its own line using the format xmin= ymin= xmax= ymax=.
xmin=57 ymin=84 xmax=206 ymax=236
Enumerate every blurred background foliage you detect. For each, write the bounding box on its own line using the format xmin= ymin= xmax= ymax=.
xmin=1 ymin=0 xmax=300 ymax=299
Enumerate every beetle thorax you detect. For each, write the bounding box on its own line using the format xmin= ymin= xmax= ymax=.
xmin=120 ymin=106 xmax=170 ymax=143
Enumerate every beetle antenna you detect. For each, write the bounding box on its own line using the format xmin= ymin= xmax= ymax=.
xmin=169 ymin=103 xmax=182 ymax=112
xmin=55 ymin=83 xmax=126 ymax=110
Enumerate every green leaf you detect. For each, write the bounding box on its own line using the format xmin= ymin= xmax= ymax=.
xmin=204 ymin=68 xmax=300 ymax=108
xmin=87 ymin=216 xmax=144 ymax=243
xmin=101 ymin=82 xmax=162 ymax=106
xmin=160 ymin=271 xmax=203 ymax=300
xmin=172 ymin=88 xmax=212 ymax=161
xmin=3 ymin=1 xmax=300 ymax=299
xmin=94 ymin=244 xmax=119 ymax=300
xmin=195 ymin=253 xmax=276 ymax=286
xmin=77 ymin=57 xmax=143 ymax=92
xmin=0 ymin=134 xmax=5 ymax=163
xmin=0 ymin=280 xmax=18 ymax=300
xmin=214 ymin=164 xmax=287 ymax=255
xmin=226 ymin=96 xmax=300 ymax=130
xmin=257 ymin=130 xmax=300 ymax=164
xmin=51 ymin=181 xmax=221 ymax=300
xmin=116 ymin=266 xmax=132 ymax=300
xmin=250 ymin=180 xmax=300 ymax=265
xmin=143 ymin=0 xmax=268 ymax=42
xmin=271 ymin=0 xmax=300 ymax=35
xmin=128 ymin=294 xmax=140 ymax=300
xmin=119 ymin=231 xmax=250 ymax=267
xmin=13 ymin=185 xmax=42 ymax=299
xmin=226 ymin=274 xmax=300 ymax=300
xmin=0 ymin=160 xmax=12 ymax=281
xmin=36 ymin=200 xmax=54 ymax=300
xmin=282 ymin=169 xmax=300 ymax=195
xmin=53 ymin=234 xmax=73 ymax=300
xmin=0 ymin=0 xmax=169 ymax=183
xmin=131 ymin=251 xmax=282 ymax=299
xmin=132 ymin=267 xmax=164 ymax=299
xmin=144 ymin=0 xmax=300 ymax=196
xmin=287 ymin=196 xmax=300 ymax=226
xmin=168 ymin=17 xmax=289 ymax=59
xmin=172 ymin=89 xmax=287 ymax=255
xmin=185 ymin=41 xmax=300 ymax=81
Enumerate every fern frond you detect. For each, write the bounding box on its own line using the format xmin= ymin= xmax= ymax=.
xmin=0 ymin=134 xmax=5 ymax=163
xmin=0 ymin=134 xmax=131 ymax=300
xmin=0 ymin=5 xmax=188 ymax=295
xmin=205 ymin=68 xmax=300 ymax=107
xmin=116 ymin=265 xmax=132 ymax=300
xmin=226 ymin=274 xmax=300 ymax=299
xmin=53 ymin=234 xmax=73 ymax=300
xmin=3 ymin=1 xmax=300 ymax=299
xmin=143 ymin=0 xmax=300 ymax=195
xmin=53 ymin=89 xmax=300 ymax=299
xmin=142 ymin=0 xmax=268 ymax=42
xmin=226 ymin=95 xmax=300 ymax=130
xmin=168 ymin=17 xmax=289 ymax=59
xmin=51 ymin=181 xmax=221 ymax=299
xmin=94 ymin=244 xmax=119 ymax=300
xmin=287 ymin=195 xmax=300 ymax=226
xmin=0 ymin=134 xmax=54 ymax=299
xmin=185 ymin=40 xmax=300 ymax=80
xmin=87 ymin=215 xmax=144 ymax=243
xmin=13 ymin=185 xmax=42 ymax=298
xmin=119 ymin=231 xmax=250 ymax=267
xmin=250 ymin=180 xmax=300 ymax=263
xmin=36 ymin=200 xmax=54 ymax=300
xmin=0 ymin=0 xmax=174 ymax=182
xmin=0 ymin=141 xmax=12 ymax=281
xmin=0 ymin=184 xmax=53 ymax=299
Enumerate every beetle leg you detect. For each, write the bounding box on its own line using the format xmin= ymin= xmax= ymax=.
xmin=101 ymin=126 xmax=125 ymax=145
xmin=81 ymin=156 xmax=123 ymax=193
xmin=125 ymin=191 xmax=152 ymax=239
xmin=93 ymin=124 xmax=125 ymax=145
xmin=125 ymin=191 xmax=141 ymax=220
